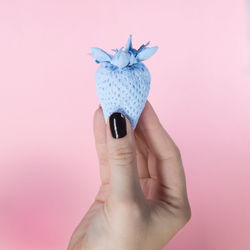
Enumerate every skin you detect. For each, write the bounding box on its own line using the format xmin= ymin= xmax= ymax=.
xmin=67 ymin=100 xmax=191 ymax=250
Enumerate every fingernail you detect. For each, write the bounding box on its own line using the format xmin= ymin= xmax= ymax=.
xmin=109 ymin=112 xmax=127 ymax=139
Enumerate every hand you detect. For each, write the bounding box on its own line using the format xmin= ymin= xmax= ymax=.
xmin=68 ymin=100 xmax=191 ymax=250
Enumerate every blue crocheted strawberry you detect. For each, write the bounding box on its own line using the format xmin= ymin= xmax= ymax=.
xmin=89 ymin=35 xmax=158 ymax=130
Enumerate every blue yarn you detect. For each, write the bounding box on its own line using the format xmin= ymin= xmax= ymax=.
xmin=89 ymin=35 xmax=158 ymax=130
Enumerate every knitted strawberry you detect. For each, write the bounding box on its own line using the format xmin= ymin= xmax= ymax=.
xmin=89 ymin=35 xmax=158 ymax=130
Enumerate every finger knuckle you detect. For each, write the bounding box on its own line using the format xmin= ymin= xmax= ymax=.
xmin=182 ymin=204 xmax=192 ymax=222
xmin=164 ymin=145 xmax=181 ymax=161
xmin=177 ymin=202 xmax=192 ymax=225
xmin=109 ymin=146 xmax=136 ymax=166
xmin=99 ymin=156 xmax=109 ymax=167
xmin=173 ymin=145 xmax=181 ymax=158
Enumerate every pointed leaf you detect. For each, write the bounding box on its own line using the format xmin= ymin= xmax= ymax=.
xmin=137 ymin=41 xmax=150 ymax=54
xmin=129 ymin=53 xmax=138 ymax=65
xmin=136 ymin=46 xmax=158 ymax=61
xmin=130 ymin=48 xmax=138 ymax=56
xmin=111 ymin=50 xmax=130 ymax=69
xmin=125 ymin=34 xmax=132 ymax=52
xmin=88 ymin=47 xmax=112 ymax=63
xmin=111 ymin=47 xmax=123 ymax=61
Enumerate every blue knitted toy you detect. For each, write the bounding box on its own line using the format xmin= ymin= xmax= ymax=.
xmin=89 ymin=35 xmax=158 ymax=130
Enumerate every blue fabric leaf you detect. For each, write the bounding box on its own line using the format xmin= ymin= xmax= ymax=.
xmin=130 ymin=48 xmax=138 ymax=56
xmin=125 ymin=34 xmax=132 ymax=52
xmin=137 ymin=41 xmax=150 ymax=54
xmin=136 ymin=46 xmax=158 ymax=61
xmin=88 ymin=47 xmax=112 ymax=63
xmin=111 ymin=48 xmax=130 ymax=69
xmin=89 ymin=36 xmax=158 ymax=67
xmin=129 ymin=53 xmax=138 ymax=66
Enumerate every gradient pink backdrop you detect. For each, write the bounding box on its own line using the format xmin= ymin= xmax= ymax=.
xmin=0 ymin=0 xmax=249 ymax=249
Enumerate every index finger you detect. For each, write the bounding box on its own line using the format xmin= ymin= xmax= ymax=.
xmin=135 ymin=101 xmax=187 ymax=199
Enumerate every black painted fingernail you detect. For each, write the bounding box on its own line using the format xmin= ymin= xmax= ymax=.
xmin=109 ymin=112 xmax=127 ymax=139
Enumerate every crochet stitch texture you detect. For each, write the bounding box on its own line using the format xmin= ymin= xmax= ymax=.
xmin=89 ymin=35 xmax=158 ymax=130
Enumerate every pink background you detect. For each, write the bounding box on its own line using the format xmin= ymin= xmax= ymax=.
xmin=0 ymin=0 xmax=249 ymax=249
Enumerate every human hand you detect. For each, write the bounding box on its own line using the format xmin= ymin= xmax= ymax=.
xmin=68 ymin=100 xmax=191 ymax=250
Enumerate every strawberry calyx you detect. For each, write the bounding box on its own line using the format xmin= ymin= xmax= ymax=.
xmin=89 ymin=35 xmax=158 ymax=69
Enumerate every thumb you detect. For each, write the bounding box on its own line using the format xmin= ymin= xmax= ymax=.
xmin=106 ymin=112 xmax=143 ymax=203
